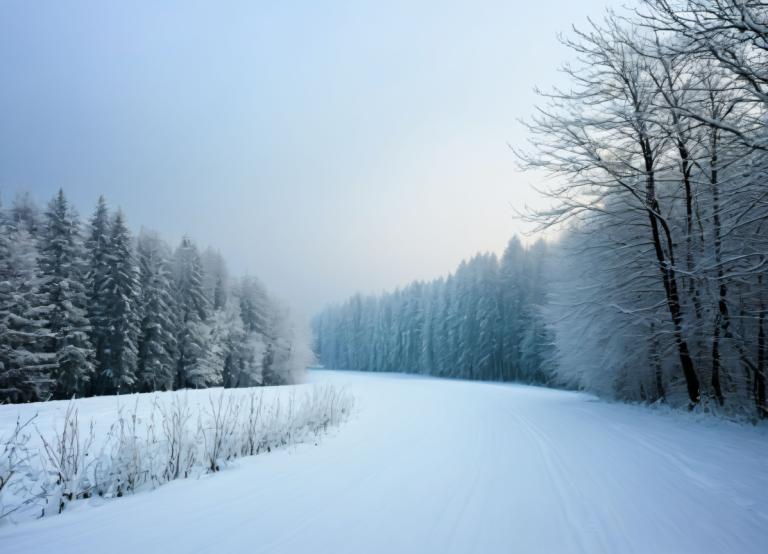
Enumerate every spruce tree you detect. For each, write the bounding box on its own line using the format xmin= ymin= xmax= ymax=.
xmin=1 ymin=223 xmax=52 ymax=401
xmin=0 ymin=204 xmax=12 ymax=393
xmin=37 ymin=190 xmax=94 ymax=399
xmin=136 ymin=230 xmax=178 ymax=391
xmin=499 ymin=237 xmax=525 ymax=381
xmin=85 ymin=195 xmax=112 ymax=388
xmin=100 ymin=210 xmax=141 ymax=393
xmin=173 ymin=236 xmax=210 ymax=388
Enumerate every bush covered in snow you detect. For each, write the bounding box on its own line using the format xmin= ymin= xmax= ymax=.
xmin=0 ymin=385 xmax=353 ymax=523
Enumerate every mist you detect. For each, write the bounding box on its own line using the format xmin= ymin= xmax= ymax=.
xmin=0 ymin=0 xmax=604 ymax=317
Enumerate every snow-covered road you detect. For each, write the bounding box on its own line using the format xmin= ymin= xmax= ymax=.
xmin=2 ymin=370 xmax=767 ymax=554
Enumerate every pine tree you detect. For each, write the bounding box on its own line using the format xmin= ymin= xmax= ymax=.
xmin=1 ymin=222 xmax=52 ymax=402
xmin=37 ymin=190 xmax=94 ymax=399
xmin=0 ymin=201 xmax=12 ymax=391
xmin=473 ymin=254 xmax=501 ymax=380
xmin=85 ymin=195 xmax=112 ymax=387
xmin=136 ymin=230 xmax=178 ymax=391
xmin=173 ymin=236 xmax=211 ymax=388
xmin=199 ymin=309 xmax=228 ymax=387
xmin=499 ymin=237 xmax=525 ymax=381
xmin=99 ymin=210 xmax=141 ymax=393
xmin=237 ymin=276 xmax=278 ymax=382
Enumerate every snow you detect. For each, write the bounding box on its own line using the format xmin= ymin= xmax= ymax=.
xmin=2 ymin=370 xmax=767 ymax=554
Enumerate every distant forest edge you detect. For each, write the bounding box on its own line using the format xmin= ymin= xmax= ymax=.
xmin=315 ymin=0 xmax=768 ymax=420
xmin=313 ymin=238 xmax=552 ymax=385
xmin=0 ymin=190 xmax=310 ymax=403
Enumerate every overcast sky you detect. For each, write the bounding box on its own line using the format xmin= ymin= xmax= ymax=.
xmin=0 ymin=0 xmax=608 ymax=317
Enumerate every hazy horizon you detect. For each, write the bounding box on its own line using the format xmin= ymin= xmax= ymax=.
xmin=0 ymin=0 xmax=607 ymax=317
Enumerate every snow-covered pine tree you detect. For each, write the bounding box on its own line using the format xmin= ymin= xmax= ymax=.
xmin=0 ymin=202 xmax=24 ymax=401
xmin=0 ymin=201 xmax=12 ymax=393
xmin=499 ymin=237 xmax=525 ymax=381
xmin=37 ymin=190 xmax=94 ymax=399
xmin=473 ymin=254 xmax=501 ymax=381
xmin=85 ymin=195 xmax=112 ymax=388
xmin=517 ymin=240 xmax=554 ymax=384
xmin=237 ymin=276 xmax=277 ymax=382
xmin=99 ymin=210 xmax=141 ymax=393
xmin=214 ymin=298 xmax=245 ymax=388
xmin=1 ymin=221 xmax=53 ymax=401
xmin=173 ymin=236 xmax=212 ymax=388
xmin=199 ymin=306 xmax=231 ymax=387
xmin=136 ymin=230 xmax=178 ymax=391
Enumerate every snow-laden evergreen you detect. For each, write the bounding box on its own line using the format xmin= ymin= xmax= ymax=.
xmin=0 ymin=190 xmax=309 ymax=403
xmin=313 ymin=238 xmax=553 ymax=384
xmin=0 ymin=224 xmax=50 ymax=402
xmin=84 ymin=195 xmax=113 ymax=392
xmin=0 ymin=203 xmax=51 ymax=402
xmin=174 ymin=236 xmax=212 ymax=389
xmin=136 ymin=230 xmax=178 ymax=392
xmin=36 ymin=190 xmax=94 ymax=399
xmin=99 ymin=210 xmax=141 ymax=393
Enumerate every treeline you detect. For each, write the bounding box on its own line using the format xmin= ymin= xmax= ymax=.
xmin=515 ymin=0 xmax=768 ymax=416
xmin=313 ymin=238 xmax=553 ymax=383
xmin=0 ymin=189 xmax=308 ymax=403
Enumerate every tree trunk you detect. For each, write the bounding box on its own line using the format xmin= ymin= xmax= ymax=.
xmin=680 ymin=146 xmax=703 ymax=322
xmin=710 ymin=131 xmax=727 ymax=406
xmin=643 ymin=143 xmax=700 ymax=405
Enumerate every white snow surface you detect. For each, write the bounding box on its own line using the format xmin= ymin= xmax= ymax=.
xmin=2 ymin=370 xmax=767 ymax=554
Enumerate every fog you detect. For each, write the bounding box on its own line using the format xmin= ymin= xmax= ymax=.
xmin=0 ymin=0 xmax=607 ymax=317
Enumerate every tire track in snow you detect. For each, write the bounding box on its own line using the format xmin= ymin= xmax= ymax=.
xmin=505 ymin=406 xmax=634 ymax=554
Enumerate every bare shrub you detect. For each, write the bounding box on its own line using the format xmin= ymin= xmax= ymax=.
xmin=0 ymin=416 xmax=39 ymax=521
xmin=201 ymin=392 xmax=240 ymax=472
xmin=37 ymin=402 xmax=96 ymax=514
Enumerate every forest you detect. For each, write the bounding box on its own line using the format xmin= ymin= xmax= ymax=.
xmin=313 ymin=238 xmax=552 ymax=384
xmin=0 ymin=190 xmax=308 ymax=403
xmin=314 ymin=0 xmax=768 ymax=419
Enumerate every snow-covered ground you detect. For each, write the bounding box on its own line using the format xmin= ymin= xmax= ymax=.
xmin=2 ymin=370 xmax=767 ymax=554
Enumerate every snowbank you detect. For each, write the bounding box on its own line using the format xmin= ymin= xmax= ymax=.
xmin=0 ymin=383 xmax=353 ymax=523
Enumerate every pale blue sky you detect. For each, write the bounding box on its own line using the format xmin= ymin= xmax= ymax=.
xmin=0 ymin=0 xmax=608 ymax=316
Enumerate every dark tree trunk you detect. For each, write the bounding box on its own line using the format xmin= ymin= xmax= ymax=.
xmin=679 ymin=146 xmax=703 ymax=322
xmin=643 ymin=144 xmax=700 ymax=404
xmin=710 ymin=131 xmax=727 ymax=406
